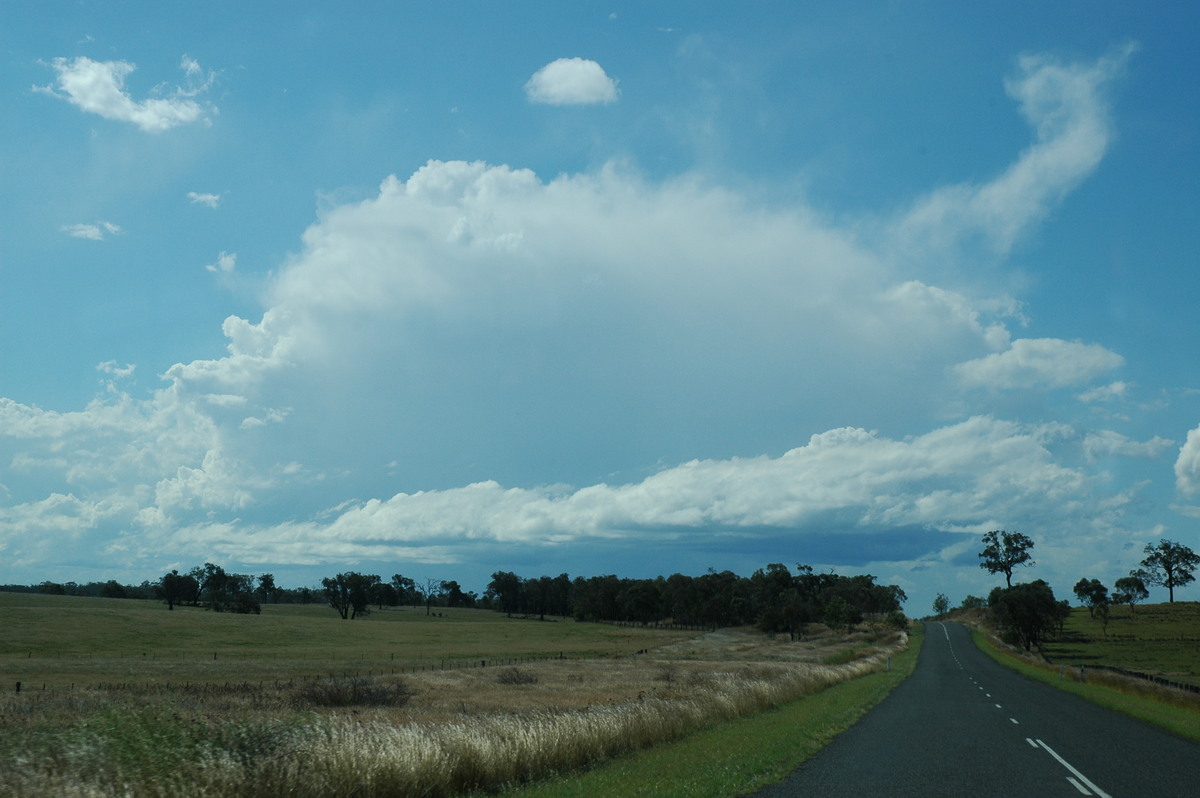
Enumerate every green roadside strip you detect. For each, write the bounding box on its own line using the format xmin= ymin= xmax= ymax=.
xmin=496 ymin=625 xmax=923 ymax=798
xmin=970 ymin=629 xmax=1200 ymax=743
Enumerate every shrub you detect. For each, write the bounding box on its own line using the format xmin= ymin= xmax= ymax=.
xmin=293 ymin=676 xmax=413 ymax=708
xmin=496 ymin=667 xmax=538 ymax=685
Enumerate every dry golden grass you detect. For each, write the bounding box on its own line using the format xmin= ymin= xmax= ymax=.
xmin=0 ymin=622 xmax=907 ymax=797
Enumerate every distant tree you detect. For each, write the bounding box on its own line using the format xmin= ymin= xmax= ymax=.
xmin=1072 ymin=578 xmax=1109 ymax=619
xmin=979 ymin=530 xmax=1035 ymax=587
xmin=369 ymin=581 xmax=399 ymax=610
xmin=157 ymin=569 xmax=195 ymax=610
xmin=958 ymin=595 xmax=987 ymax=611
xmin=440 ymin=580 xmax=475 ymax=609
xmin=1112 ymin=573 xmax=1149 ymax=614
xmin=422 ymin=577 xmax=445 ymax=616
xmin=932 ymin=593 xmax=950 ymax=617
xmin=988 ymin=580 xmax=1066 ymax=651
xmin=100 ymin=580 xmax=128 ymax=599
xmin=391 ymin=574 xmax=419 ymax=606
xmin=486 ymin=571 xmax=524 ymax=616
xmin=1139 ymin=539 xmax=1200 ymax=603
xmin=823 ymin=595 xmax=862 ymax=633
xmin=321 ymin=572 xmax=379 ymax=619
xmin=256 ymin=573 xmax=280 ymax=604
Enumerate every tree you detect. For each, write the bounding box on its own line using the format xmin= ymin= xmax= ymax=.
xmin=958 ymin=595 xmax=986 ymax=611
xmin=988 ymin=580 xmax=1066 ymax=651
xmin=157 ymin=569 xmax=196 ymax=611
xmin=321 ymin=572 xmax=379 ymax=619
xmin=256 ymin=573 xmax=280 ymax=604
xmin=823 ymin=595 xmax=862 ymax=633
xmin=1072 ymin=578 xmax=1109 ymax=619
xmin=1139 ymin=539 xmax=1200 ymax=603
xmin=1112 ymin=573 xmax=1149 ymax=614
xmin=932 ymin=593 xmax=950 ymax=617
xmin=391 ymin=574 xmax=419 ymax=606
xmin=978 ymin=530 xmax=1035 ymax=587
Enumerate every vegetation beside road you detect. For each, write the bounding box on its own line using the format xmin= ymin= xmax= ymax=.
xmin=498 ymin=623 xmax=922 ymax=798
xmin=969 ymin=608 xmax=1200 ymax=744
xmin=0 ymin=591 xmax=908 ymax=797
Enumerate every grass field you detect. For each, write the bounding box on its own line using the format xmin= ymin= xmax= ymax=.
xmin=0 ymin=591 xmax=909 ymax=797
xmin=1038 ymin=601 xmax=1200 ymax=687
xmin=0 ymin=591 xmax=692 ymax=690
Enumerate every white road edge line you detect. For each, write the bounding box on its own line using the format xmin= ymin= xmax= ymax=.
xmin=1025 ymin=738 xmax=1039 ymax=748
xmin=1066 ymin=776 xmax=1093 ymax=795
xmin=1036 ymin=740 xmax=1111 ymax=798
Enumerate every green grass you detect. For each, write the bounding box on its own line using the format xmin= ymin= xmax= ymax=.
xmin=1038 ymin=602 xmax=1200 ymax=687
xmin=495 ymin=624 xmax=922 ymax=798
xmin=972 ymin=627 xmax=1200 ymax=743
xmin=0 ymin=591 xmax=694 ymax=688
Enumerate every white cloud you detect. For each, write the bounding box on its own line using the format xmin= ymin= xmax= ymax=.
xmin=891 ymin=43 xmax=1135 ymax=260
xmin=1175 ymin=426 xmax=1200 ymax=495
xmin=188 ymin=191 xmax=223 ymax=208
xmin=525 ymin=58 xmax=619 ymax=105
xmin=37 ymin=56 xmax=215 ymax=132
xmin=0 ymin=49 xmax=1149 ymax=588
xmin=953 ymin=338 xmax=1124 ymax=391
xmin=61 ymin=221 xmax=121 ymax=240
xmin=206 ymin=251 xmax=237 ymax=274
xmin=174 ymin=416 xmax=1122 ymax=566
xmin=1078 ymin=381 xmax=1128 ymax=403
xmin=1083 ymin=430 xmax=1174 ymax=462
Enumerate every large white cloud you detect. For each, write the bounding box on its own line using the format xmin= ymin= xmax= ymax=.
xmin=0 ymin=48 xmax=1148 ymax=593
xmin=37 ymin=55 xmax=215 ymax=132
xmin=525 ymin=58 xmax=619 ymax=105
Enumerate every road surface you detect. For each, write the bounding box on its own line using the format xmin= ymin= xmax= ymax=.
xmin=753 ymin=622 xmax=1200 ymax=797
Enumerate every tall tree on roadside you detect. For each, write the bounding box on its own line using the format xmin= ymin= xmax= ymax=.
xmin=978 ymin=530 xmax=1035 ymax=587
xmin=1139 ymin=539 xmax=1200 ymax=603
xmin=932 ymin=593 xmax=950 ymax=617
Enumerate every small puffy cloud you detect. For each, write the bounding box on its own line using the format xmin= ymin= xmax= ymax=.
xmin=188 ymin=191 xmax=223 ymax=208
xmin=1175 ymin=426 xmax=1200 ymax=495
xmin=953 ymin=338 xmax=1124 ymax=391
xmin=37 ymin=55 xmax=215 ymax=132
xmin=97 ymin=361 xmax=135 ymax=379
xmin=61 ymin=221 xmax=121 ymax=240
xmin=525 ymin=58 xmax=618 ymax=105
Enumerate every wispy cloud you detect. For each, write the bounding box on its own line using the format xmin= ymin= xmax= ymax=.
xmin=187 ymin=191 xmax=223 ymax=208
xmin=525 ymin=58 xmax=619 ymax=105
xmin=60 ymin=221 xmax=122 ymax=240
xmin=37 ymin=55 xmax=216 ymax=132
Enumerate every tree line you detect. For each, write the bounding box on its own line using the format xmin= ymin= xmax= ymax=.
xmin=6 ymin=562 xmax=910 ymax=636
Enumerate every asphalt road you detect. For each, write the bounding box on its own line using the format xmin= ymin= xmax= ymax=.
xmin=753 ymin=622 xmax=1200 ymax=797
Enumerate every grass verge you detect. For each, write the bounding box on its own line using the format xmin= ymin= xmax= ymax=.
xmin=495 ymin=624 xmax=922 ymax=798
xmin=971 ymin=628 xmax=1200 ymax=743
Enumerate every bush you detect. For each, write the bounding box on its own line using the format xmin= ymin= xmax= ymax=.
xmin=293 ymin=676 xmax=413 ymax=708
xmin=496 ymin=667 xmax=538 ymax=685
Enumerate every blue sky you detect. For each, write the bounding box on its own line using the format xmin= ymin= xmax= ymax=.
xmin=2 ymin=2 xmax=1199 ymax=613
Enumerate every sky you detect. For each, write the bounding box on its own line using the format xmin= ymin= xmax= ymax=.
xmin=2 ymin=2 xmax=1199 ymax=614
